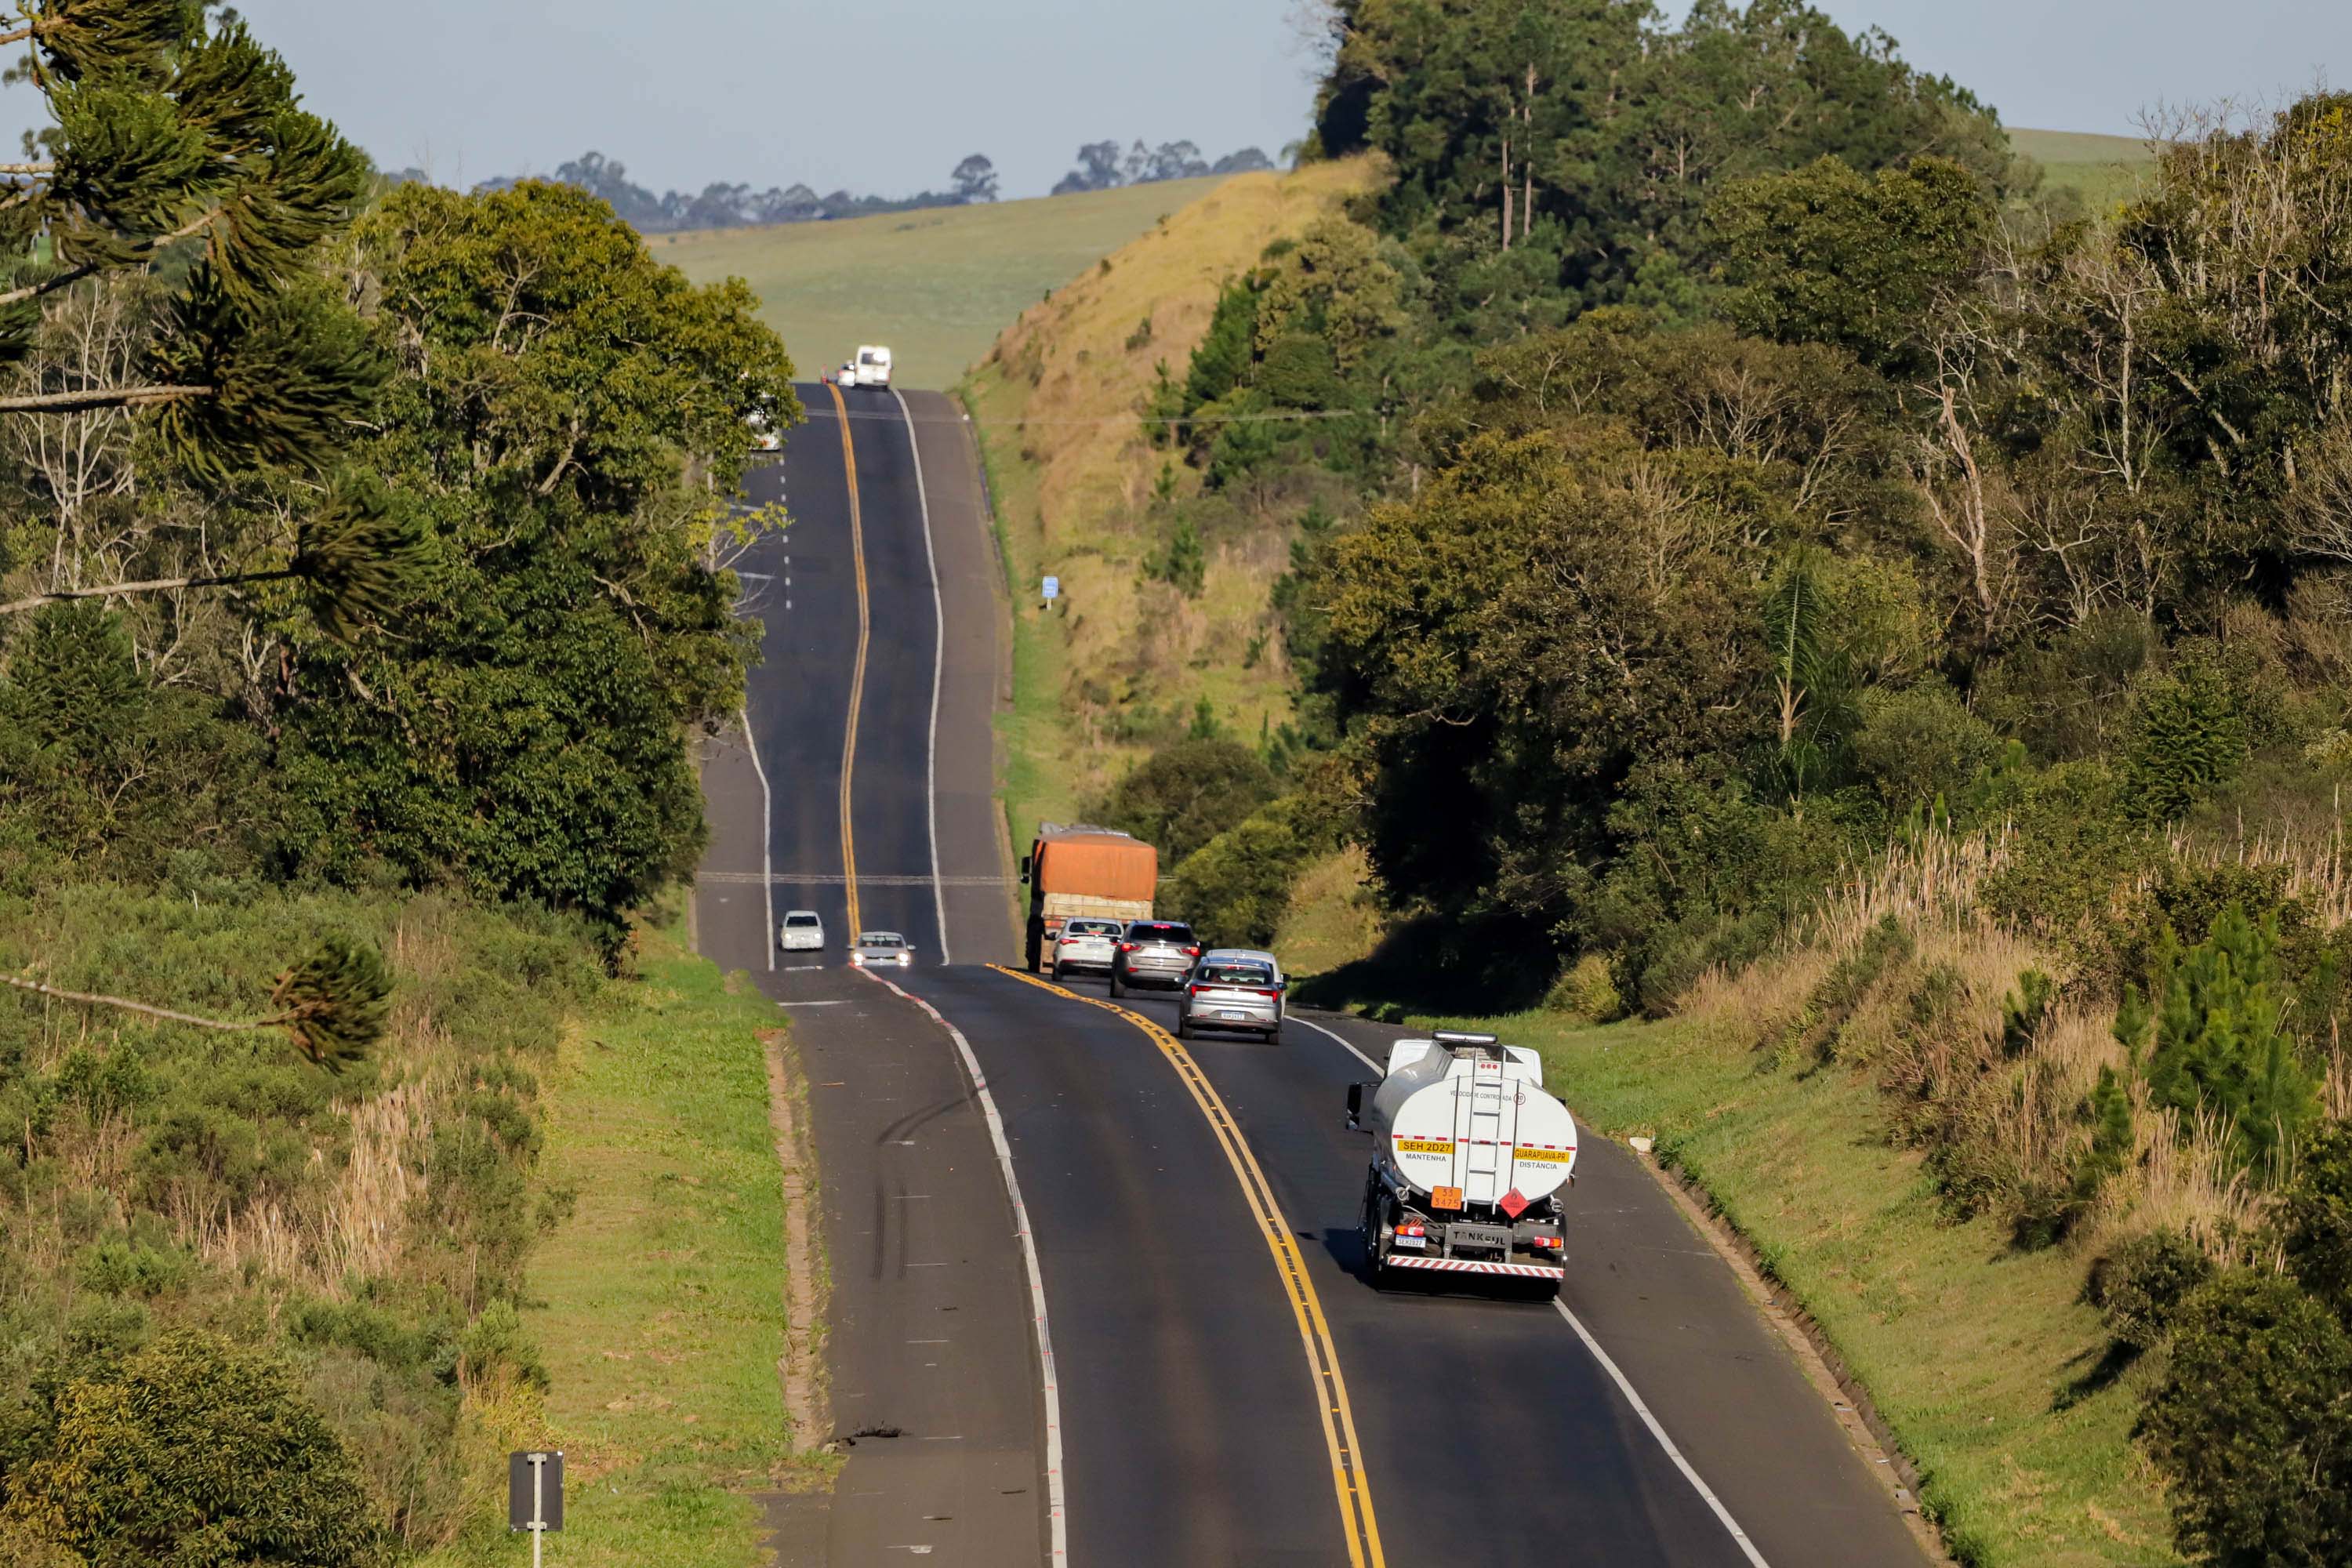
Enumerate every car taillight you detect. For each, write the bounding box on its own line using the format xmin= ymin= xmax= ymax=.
xmin=1252 ymin=988 xmax=1278 ymax=997
xmin=1183 ymin=946 xmax=1200 ymax=957
xmin=1119 ymin=942 xmax=1135 ymax=952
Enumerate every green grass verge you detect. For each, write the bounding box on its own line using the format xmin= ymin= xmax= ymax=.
xmin=1363 ymin=1002 xmax=2180 ymax=1566
xmin=961 ymin=390 xmax=1083 ymax=849
xmin=421 ymin=927 xmax=815 ymax=1568
xmin=661 ymin=179 xmax=1226 ymax=390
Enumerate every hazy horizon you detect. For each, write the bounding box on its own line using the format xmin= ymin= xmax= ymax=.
xmin=4 ymin=2 xmax=2349 ymax=201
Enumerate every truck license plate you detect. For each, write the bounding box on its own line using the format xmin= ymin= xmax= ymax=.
xmin=1432 ymin=1185 xmax=1464 ymax=1210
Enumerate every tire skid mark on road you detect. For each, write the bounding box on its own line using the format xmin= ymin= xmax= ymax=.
xmin=861 ymin=967 xmax=1069 ymax=1562
xmin=986 ymin=964 xmax=1386 ymax=1568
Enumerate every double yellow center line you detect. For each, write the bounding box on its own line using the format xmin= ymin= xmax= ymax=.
xmin=989 ymin=964 xmax=1387 ymax=1568
xmin=826 ymin=379 xmax=869 ymax=937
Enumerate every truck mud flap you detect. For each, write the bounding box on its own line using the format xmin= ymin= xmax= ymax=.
xmin=1382 ymin=1256 xmax=1566 ymax=1279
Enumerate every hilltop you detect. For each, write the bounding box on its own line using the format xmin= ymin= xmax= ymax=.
xmin=660 ymin=176 xmax=1229 ymax=388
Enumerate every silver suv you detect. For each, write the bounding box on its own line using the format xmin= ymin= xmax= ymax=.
xmin=1109 ymin=920 xmax=1199 ymax=997
xmin=1175 ymin=950 xmax=1286 ymax=1042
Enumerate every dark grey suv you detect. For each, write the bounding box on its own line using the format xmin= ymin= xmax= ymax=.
xmin=1109 ymin=920 xmax=1200 ymax=997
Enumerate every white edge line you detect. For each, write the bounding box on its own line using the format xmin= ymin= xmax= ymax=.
xmin=862 ymin=970 xmax=1065 ymax=1560
xmin=1288 ymin=1012 xmax=1771 ymax=1568
xmin=1553 ymin=1300 xmax=1771 ymax=1566
xmin=891 ymin=385 xmax=953 ymax=967
xmin=741 ymin=704 xmax=775 ymax=972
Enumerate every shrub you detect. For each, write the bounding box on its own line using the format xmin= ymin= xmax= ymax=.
xmin=1083 ymin=739 xmax=1279 ymax=866
xmin=0 ymin=1330 xmax=386 ymax=1566
xmin=1546 ymin=954 xmax=1623 ymax=1022
xmin=2123 ymin=658 xmax=2248 ymax=822
xmin=2277 ymin=1123 xmax=2352 ymax=1316
xmin=2089 ymin=1229 xmax=2214 ymax=1351
xmin=2140 ymin=1272 xmax=2352 ymax=1566
xmin=1161 ymin=797 xmax=1331 ymax=949
xmin=1851 ymin=681 xmax=1998 ymax=808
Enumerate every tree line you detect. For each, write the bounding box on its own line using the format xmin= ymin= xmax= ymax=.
xmin=433 ymin=136 xmax=1283 ymax=234
xmin=1051 ymin=139 xmax=1277 ymax=194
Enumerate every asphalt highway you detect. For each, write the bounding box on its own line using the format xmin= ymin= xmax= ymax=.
xmin=698 ymin=380 xmax=1930 ymax=1567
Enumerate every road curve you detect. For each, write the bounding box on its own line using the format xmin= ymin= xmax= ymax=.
xmin=698 ymin=381 xmax=1931 ymax=1567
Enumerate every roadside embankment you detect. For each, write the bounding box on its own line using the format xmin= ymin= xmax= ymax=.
xmin=422 ymin=923 xmax=825 ymax=1567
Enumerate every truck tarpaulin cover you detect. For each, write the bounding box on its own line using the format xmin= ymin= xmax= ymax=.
xmin=1037 ymin=833 xmax=1157 ymax=901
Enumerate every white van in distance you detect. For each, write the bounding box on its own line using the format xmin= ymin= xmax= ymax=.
xmin=853 ymin=345 xmax=892 ymax=388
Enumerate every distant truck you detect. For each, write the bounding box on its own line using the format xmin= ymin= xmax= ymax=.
xmin=1346 ymin=1030 xmax=1577 ymax=1289
xmin=853 ymin=344 xmax=892 ymax=387
xmin=1021 ymin=822 xmax=1156 ymax=971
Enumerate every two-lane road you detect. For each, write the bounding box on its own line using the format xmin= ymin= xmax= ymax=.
xmin=698 ymin=380 xmax=1931 ymax=1567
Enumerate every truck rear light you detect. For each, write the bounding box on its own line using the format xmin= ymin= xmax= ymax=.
xmin=1396 ymin=1223 xmax=1425 ymax=1237
xmin=1530 ymin=1235 xmax=1559 ymax=1248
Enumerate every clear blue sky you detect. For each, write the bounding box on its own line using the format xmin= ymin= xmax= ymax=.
xmin=9 ymin=2 xmax=2352 ymax=199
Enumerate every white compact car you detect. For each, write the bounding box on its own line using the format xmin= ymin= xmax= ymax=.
xmin=838 ymin=359 xmax=858 ymax=387
xmin=779 ymin=910 xmax=825 ymax=953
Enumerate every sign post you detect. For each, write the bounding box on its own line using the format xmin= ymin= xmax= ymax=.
xmin=1041 ymin=575 xmax=1060 ymax=610
xmin=508 ymin=1450 xmax=564 ymax=1566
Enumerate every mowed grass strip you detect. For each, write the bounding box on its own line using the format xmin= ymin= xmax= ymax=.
xmin=660 ymin=178 xmax=1228 ymax=389
xmin=425 ymin=927 xmax=812 ymax=1568
xmin=1384 ymin=1004 xmax=2180 ymax=1567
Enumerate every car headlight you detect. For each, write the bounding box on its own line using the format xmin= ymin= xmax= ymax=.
xmin=898 ymin=953 xmax=911 ymax=966
xmin=849 ymin=953 xmax=864 ymax=966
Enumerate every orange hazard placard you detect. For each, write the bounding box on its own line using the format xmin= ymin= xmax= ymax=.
xmin=1431 ymin=1185 xmax=1464 ymax=1210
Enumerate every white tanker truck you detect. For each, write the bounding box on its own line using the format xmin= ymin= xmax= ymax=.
xmin=1345 ymin=1030 xmax=1578 ymax=1288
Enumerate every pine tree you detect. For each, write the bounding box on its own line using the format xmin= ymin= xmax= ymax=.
xmin=0 ymin=1 xmax=401 ymax=633
xmin=2145 ymin=906 xmax=2320 ymax=1180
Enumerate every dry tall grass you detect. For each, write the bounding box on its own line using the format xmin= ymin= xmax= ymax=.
xmin=1684 ymin=823 xmax=2300 ymax=1260
xmin=967 ymin=157 xmax=1384 ymax=825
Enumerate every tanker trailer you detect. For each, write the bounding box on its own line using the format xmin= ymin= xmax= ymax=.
xmin=1344 ymin=1030 xmax=1578 ymax=1287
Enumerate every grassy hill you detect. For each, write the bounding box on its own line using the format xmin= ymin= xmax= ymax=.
xmin=959 ymin=157 xmax=1386 ymax=844
xmin=659 ymin=177 xmax=1230 ymax=389
xmin=2015 ymin=126 xmax=2161 ymax=211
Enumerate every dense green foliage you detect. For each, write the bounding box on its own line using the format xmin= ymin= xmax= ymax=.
xmin=0 ymin=6 xmax=803 ymax=1559
xmin=273 ymin=182 xmax=795 ymax=926
xmin=1086 ymin=18 xmax=2352 ymax=1560
xmin=2139 ymin=1131 xmax=2352 ymax=1566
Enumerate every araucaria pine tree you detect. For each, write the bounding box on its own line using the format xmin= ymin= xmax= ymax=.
xmin=0 ymin=0 xmax=405 ymax=631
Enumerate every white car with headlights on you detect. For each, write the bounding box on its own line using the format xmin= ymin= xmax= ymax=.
xmin=779 ymin=910 xmax=825 ymax=953
xmin=848 ymin=931 xmax=915 ymax=968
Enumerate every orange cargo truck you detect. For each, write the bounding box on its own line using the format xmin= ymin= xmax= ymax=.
xmin=1020 ymin=822 xmax=1158 ymax=971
